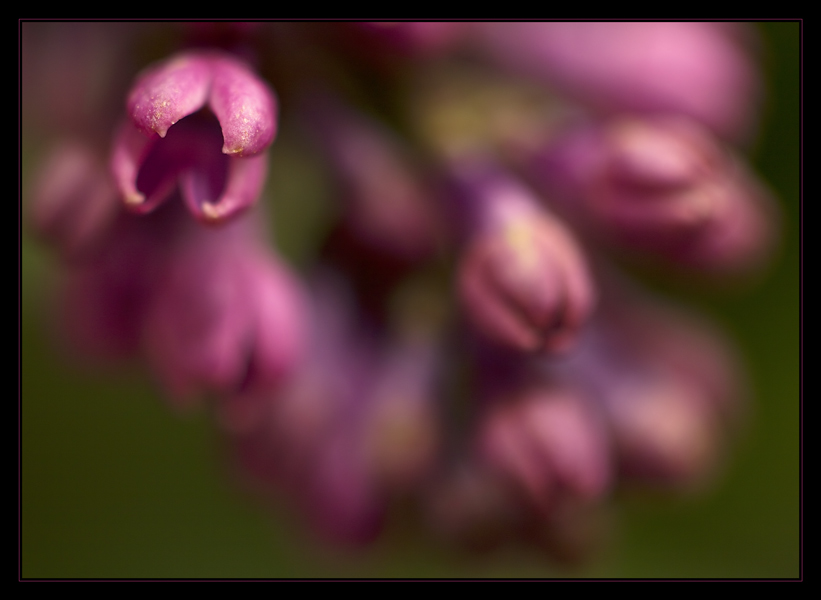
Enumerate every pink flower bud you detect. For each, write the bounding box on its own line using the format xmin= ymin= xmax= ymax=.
xmin=450 ymin=159 xmax=595 ymax=353
xmin=476 ymin=383 xmax=611 ymax=510
xmin=141 ymin=215 xmax=305 ymax=407
xmin=28 ymin=140 xmax=119 ymax=259
xmin=558 ymin=280 xmax=747 ymax=490
xmin=532 ymin=115 xmax=778 ymax=273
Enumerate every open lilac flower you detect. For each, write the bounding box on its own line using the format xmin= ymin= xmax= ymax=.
xmin=110 ymin=50 xmax=277 ymax=224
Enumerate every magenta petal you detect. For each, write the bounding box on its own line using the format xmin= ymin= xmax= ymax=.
xmin=459 ymin=245 xmax=545 ymax=352
xmin=479 ymin=404 xmax=551 ymax=503
xmin=244 ymin=253 xmax=307 ymax=392
xmin=471 ymin=22 xmax=760 ymax=141
xmin=180 ymin=150 xmax=268 ymax=224
xmin=110 ymin=121 xmax=160 ymax=212
xmin=142 ymin=236 xmax=253 ymax=403
xmin=208 ymin=55 xmax=277 ymax=157
xmin=127 ymin=52 xmax=211 ymax=138
xmin=307 ymin=434 xmax=385 ymax=546
xmin=526 ymin=394 xmax=611 ymax=500
xmin=29 ymin=140 xmax=119 ymax=258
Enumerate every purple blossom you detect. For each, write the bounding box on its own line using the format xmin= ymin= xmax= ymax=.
xmin=28 ymin=140 xmax=120 ymax=259
xmin=110 ymin=50 xmax=277 ymax=224
xmin=475 ymin=381 xmax=611 ymax=509
xmin=447 ymin=156 xmax=596 ymax=354
xmin=227 ymin=272 xmax=443 ymax=546
xmin=526 ymin=114 xmax=779 ymax=272
xmin=141 ymin=212 xmax=306 ymax=408
xmin=467 ymin=22 xmax=761 ymax=142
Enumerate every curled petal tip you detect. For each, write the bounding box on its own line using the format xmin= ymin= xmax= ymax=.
xmin=123 ymin=191 xmax=145 ymax=207
xmin=181 ymin=151 xmax=267 ymax=225
xmin=200 ymin=202 xmax=224 ymax=222
xmin=127 ymin=53 xmax=211 ymax=139
xmin=210 ymin=56 xmax=278 ymax=157
xmin=196 ymin=200 xmax=247 ymax=225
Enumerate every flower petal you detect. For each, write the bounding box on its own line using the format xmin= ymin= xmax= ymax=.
xmin=180 ymin=151 xmax=268 ymax=224
xmin=110 ymin=120 xmax=161 ymax=212
xmin=127 ymin=52 xmax=211 ymax=138
xmin=208 ymin=55 xmax=277 ymax=157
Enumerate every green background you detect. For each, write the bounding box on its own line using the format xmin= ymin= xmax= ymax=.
xmin=21 ymin=22 xmax=800 ymax=579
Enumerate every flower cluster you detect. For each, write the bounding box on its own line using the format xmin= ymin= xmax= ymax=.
xmin=24 ymin=21 xmax=779 ymax=562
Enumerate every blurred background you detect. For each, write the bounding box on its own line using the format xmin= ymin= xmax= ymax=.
xmin=20 ymin=21 xmax=799 ymax=579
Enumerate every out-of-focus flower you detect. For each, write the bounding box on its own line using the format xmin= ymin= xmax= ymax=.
xmin=51 ymin=204 xmax=178 ymax=363
xmin=476 ymin=381 xmax=611 ymax=509
xmin=448 ymin=157 xmax=595 ymax=354
xmin=547 ymin=277 xmax=746 ymax=490
xmin=28 ymin=140 xmax=120 ymax=260
xmin=21 ymin=22 xmax=144 ymax=140
xmin=227 ymin=272 xmax=442 ymax=546
xmin=467 ymin=21 xmax=761 ymax=142
xmin=423 ymin=368 xmax=613 ymax=562
xmin=110 ymin=50 xmax=277 ymax=224
xmin=525 ymin=114 xmax=778 ymax=273
xmin=299 ymin=91 xmax=445 ymax=262
xmin=141 ymin=211 xmax=306 ymax=408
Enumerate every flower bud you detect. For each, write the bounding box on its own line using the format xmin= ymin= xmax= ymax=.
xmin=28 ymin=140 xmax=119 ymax=259
xmin=450 ymin=159 xmax=595 ymax=353
xmin=556 ymin=281 xmax=747 ymax=490
xmin=141 ymin=215 xmax=305 ymax=407
xmin=476 ymin=383 xmax=611 ymax=510
xmin=531 ymin=115 xmax=778 ymax=273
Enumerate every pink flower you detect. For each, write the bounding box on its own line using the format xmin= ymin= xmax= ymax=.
xmin=449 ymin=158 xmax=595 ymax=354
xmin=110 ymin=50 xmax=277 ymax=224
xmin=53 ymin=205 xmax=178 ymax=363
xmin=476 ymin=382 xmax=611 ymax=509
xmin=553 ymin=279 xmax=746 ymax=489
xmin=141 ymin=214 xmax=305 ymax=407
xmin=530 ymin=115 xmax=778 ymax=273
xmin=468 ymin=22 xmax=761 ymax=142
xmin=28 ymin=140 xmax=119 ymax=260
